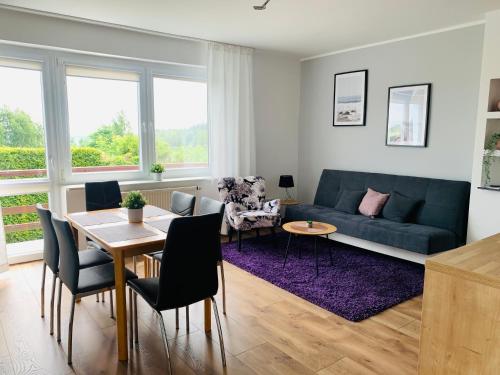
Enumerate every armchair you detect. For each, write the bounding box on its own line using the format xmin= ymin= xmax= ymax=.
xmin=218 ymin=176 xmax=280 ymax=250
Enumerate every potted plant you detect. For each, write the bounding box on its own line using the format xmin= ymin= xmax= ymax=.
xmin=121 ymin=191 xmax=147 ymax=223
xmin=483 ymin=132 xmax=500 ymax=185
xmin=150 ymin=163 xmax=165 ymax=181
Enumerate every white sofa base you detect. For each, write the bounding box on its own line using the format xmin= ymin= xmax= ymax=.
xmin=329 ymin=232 xmax=435 ymax=265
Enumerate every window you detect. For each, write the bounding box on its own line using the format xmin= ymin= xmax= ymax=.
xmin=65 ymin=66 xmax=141 ymax=174
xmin=0 ymin=58 xmax=47 ymax=179
xmin=153 ymin=77 xmax=208 ymax=169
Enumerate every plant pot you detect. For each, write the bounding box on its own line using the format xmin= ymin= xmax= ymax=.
xmin=128 ymin=208 xmax=143 ymax=223
xmin=307 ymin=221 xmax=313 ymax=228
xmin=153 ymin=173 xmax=162 ymax=181
xmin=496 ymin=140 xmax=500 ymax=151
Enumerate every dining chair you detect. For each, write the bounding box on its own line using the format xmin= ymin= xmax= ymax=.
xmin=128 ymin=213 xmax=226 ymax=374
xmin=36 ymin=204 xmax=114 ymax=336
xmin=153 ymin=196 xmax=226 ymax=331
xmin=145 ymin=191 xmax=196 ymax=277
xmin=84 ymin=180 xmax=133 ymax=295
xmin=51 ymin=215 xmax=137 ymax=365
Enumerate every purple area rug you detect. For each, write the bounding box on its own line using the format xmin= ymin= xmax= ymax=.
xmin=222 ymin=233 xmax=424 ymax=322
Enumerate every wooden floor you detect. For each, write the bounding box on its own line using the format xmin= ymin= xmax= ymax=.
xmin=0 ymin=251 xmax=422 ymax=374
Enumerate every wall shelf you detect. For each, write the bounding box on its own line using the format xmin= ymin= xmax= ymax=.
xmin=486 ymin=111 xmax=500 ymax=119
xmin=483 ymin=149 xmax=500 ymax=157
xmin=477 ymin=186 xmax=500 ymax=191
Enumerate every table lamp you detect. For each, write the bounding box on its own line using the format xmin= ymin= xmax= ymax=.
xmin=279 ymin=175 xmax=294 ymax=200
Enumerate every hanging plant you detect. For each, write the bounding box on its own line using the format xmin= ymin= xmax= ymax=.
xmin=483 ymin=132 xmax=500 ymax=185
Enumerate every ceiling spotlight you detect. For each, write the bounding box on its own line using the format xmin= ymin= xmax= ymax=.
xmin=254 ymin=0 xmax=271 ymax=10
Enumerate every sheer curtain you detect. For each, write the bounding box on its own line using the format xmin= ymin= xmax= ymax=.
xmin=0 ymin=205 xmax=8 ymax=273
xmin=208 ymin=42 xmax=256 ymax=178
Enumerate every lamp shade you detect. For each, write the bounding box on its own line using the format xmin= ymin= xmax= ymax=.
xmin=279 ymin=175 xmax=294 ymax=188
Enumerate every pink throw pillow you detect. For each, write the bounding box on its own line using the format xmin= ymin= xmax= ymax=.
xmin=359 ymin=188 xmax=390 ymax=218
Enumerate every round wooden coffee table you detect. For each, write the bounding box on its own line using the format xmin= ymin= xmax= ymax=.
xmin=282 ymin=221 xmax=337 ymax=276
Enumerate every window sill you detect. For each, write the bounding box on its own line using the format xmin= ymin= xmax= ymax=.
xmin=7 ymin=239 xmax=43 ymax=265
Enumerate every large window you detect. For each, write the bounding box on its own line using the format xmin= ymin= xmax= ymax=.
xmin=0 ymin=58 xmax=47 ymax=179
xmin=65 ymin=66 xmax=141 ymax=174
xmin=153 ymin=77 xmax=208 ymax=169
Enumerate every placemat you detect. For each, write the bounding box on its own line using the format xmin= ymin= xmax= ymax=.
xmin=120 ymin=205 xmax=171 ymax=218
xmin=69 ymin=212 xmax=126 ymax=226
xmin=146 ymin=218 xmax=174 ymax=233
xmin=88 ymin=224 xmax=158 ymax=243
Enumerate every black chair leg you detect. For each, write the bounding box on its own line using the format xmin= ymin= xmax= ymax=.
xmin=237 ymin=230 xmax=242 ymax=251
xmin=186 ymin=306 xmax=190 ymax=332
xmin=219 ymin=261 xmax=227 ymax=314
xmin=128 ymin=288 xmax=134 ymax=348
xmin=175 ymin=308 xmax=179 ymax=329
xmin=41 ymin=262 xmax=46 ymax=318
xmin=227 ymin=226 xmax=233 ymax=243
xmin=255 ymin=228 xmax=260 ymax=238
xmin=157 ymin=311 xmax=173 ymax=375
xmin=68 ymin=295 xmax=76 ymax=365
xmin=133 ymin=292 xmax=138 ymax=344
xmin=50 ymin=272 xmax=57 ymax=335
xmin=57 ymin=279 xmax=63 ymax=343
xmin=109 ymin=290 xmax=114 ymax=319
xmin=271 ymin=226 xmax=277 ymax=248
xmin=211 ymin=297 xmax=227 ymax=367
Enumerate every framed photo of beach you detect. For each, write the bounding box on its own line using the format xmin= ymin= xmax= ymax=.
xmin=386 ymin=83 xmax=431 ymax=147
xmin=333 ymin=70 xmax=368 ymax=126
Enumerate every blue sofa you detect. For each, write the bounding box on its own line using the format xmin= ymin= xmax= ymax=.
xmin=287 ymin=170 xmax=471 ymax=255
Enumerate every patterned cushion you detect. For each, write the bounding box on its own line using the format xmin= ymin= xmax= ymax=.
xmin=218 ymin=177 xmax=281 ymax=231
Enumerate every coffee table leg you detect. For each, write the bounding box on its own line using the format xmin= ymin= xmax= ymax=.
xmin=327 ymin=234 xmax=333 ymax=266
xmin=314 ymin=237 xmax=319 ymax=276
xmin=283 ymin=233 xmax=292 ymax=268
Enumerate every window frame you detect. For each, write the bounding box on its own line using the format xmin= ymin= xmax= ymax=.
xmin=0 ymin=43 xmax=209 ymax=201
xmin=149 ymin=64 xmax=209 ymax=179
xmin=57 ymin=53 xmax=150 ymax=184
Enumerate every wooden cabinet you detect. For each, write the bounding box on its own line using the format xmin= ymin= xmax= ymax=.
xmin=419 ymin=234 xmax=500 ymax=374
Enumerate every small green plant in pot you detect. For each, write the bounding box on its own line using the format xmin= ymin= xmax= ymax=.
xmin=121 ymin=191 xmax=147 ymax=223
xmin=150 ymin=163 xmax=165 ymax=181
xmin=483 ymin=132 xmax=500 ymax=185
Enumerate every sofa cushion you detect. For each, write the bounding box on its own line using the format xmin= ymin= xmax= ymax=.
xmin=382 ymin=191 xmax=421 ymax=223
xmin=334 ymin=190 xmax=365 ymax=214
xmin=359 ymin=188 xmax=390 ymax=218
xmin=286 ymin=204 xmax=457 ymax=254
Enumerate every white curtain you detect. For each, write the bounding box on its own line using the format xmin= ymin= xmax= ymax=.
xmin=208 ymin=42 xmax=256 ymax=178
xmin=0 ymin=205 xmax=8 ymax=273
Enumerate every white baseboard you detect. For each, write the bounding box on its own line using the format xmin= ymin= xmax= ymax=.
xmin=330 ymin=233 xmax=431 ymax=264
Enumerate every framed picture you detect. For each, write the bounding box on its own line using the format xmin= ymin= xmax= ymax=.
xmin=386 ymin=84 xmax=431 ymax=147
xmin=333 ymin=70 xmax=368 ymax=126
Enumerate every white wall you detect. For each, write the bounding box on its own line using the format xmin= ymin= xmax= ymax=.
xmin=468 ymin=10 xmax=500 ymax=241
xmin=0 ymin=7 xmax=301 ymax=202
xmin=254 ymin=50 xmax=300 ymax=199
xmin=298 ymin=26 xmax=484 ymax=203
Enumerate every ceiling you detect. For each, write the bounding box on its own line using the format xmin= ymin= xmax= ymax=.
xmin=1 ymin=0 xmax=499 ymax=58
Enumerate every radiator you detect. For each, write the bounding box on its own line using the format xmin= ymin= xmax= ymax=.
xmin=65 ymin=184 xmax=199 ymax=214
xmin=121 ymin=186 xmax=198 ymax=211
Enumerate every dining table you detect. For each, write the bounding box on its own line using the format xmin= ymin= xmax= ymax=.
xmin=65 ymin=205 xmax=213 ymax=361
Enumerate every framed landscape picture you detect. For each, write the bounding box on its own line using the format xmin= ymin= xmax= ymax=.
xmin=333 ymin=70 xmax=367 ymax=126
xmin=386 ymin=84 xmax=431 ymax=147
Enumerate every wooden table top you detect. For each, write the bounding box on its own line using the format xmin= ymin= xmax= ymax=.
xmin=66 ymin=205 xmax=179 ymax=254
xmin=282 ymin=221 xmax=337 ymax=236
xmin=426 ymin=232 xmax=500 ymax=288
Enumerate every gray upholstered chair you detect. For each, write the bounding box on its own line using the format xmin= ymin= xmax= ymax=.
xmin=218 ymin=176 xmax=281 ymax=250
xmin=51 ymin=216 xmax=137 ymax=365
xmin=36 ymin=204 xmax=113 ymax=336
